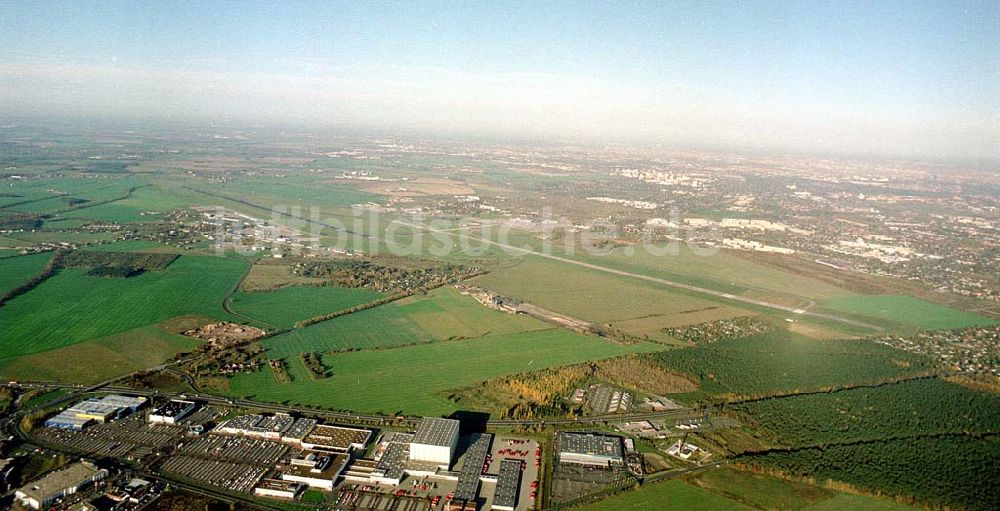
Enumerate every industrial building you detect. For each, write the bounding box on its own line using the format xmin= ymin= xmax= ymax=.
xmin=300 ymin=424 xmax=370 ymax=453
xmin=557 ymin=432 xmax=625 ymax=468
xmin=44 ymin=395 xmax=148 ymax=430
xmin=215 ymin=413 xmax=298 ymax=440
xmin=254 ymin=479 xmax=305 ymax=500
xmin=371 ymin=433 xmax=413 ymax=485
xmin=452 ymin=433 xmax=493 ymax=503
xmin=409 ymin=417 xmax=460 ymax=466
xmin=280 ymin=417 xmax=318 ymax=445
xmin=148 ymin=400 xmax=197 ymax=425
xmin=15 ymin=461 xmax=108 ymax=510
xmin=491 ymin=459 xmax=522 ymax=511
xmin=281 ymin=452 xmax=349 ymax=491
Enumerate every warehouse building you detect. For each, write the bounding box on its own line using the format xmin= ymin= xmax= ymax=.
xmin=45 ymin=395 xmax=148 ymax=430
xmin=281 ymin=452 xmax=349 ymax=491
xmin=15 ymin=461 xmax=108 ymax=510
xmin=371 ymin=433 xmax=412 ymax=485
xmin=491 ymin=459 xmax=522 ymax=511
xmin=280 ymin=418 xmax=318 ymax=445
xmin=215 ymin=413 xmax=296 ymax=440
xmin=557 ymin=432 xmax=624 ymax=468
xmin=409 ymin=417 xmax=460 ymax=467
xmin=148 ymin=400 xmax=197 ymax=425
xmin=300 ymin=424 xmax=370 ymax=453
xmin=254 ymin=479 xmax=305 ymax=500
xmin=452 ymin=433 xmax=493 ymax=503
xmin=43 ymin=414 xmax=92 ymax=431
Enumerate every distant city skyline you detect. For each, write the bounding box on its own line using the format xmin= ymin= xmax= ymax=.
xmin=1 ymin=1 xmax=998 ymax=161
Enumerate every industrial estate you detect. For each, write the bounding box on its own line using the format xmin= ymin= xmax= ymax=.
xmin=1 ymin=3 xmax=999 ymax=511
xmin=1 ymin=124 xmax=997 ymax=511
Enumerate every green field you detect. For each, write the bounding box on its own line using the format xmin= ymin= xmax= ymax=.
xmin=823 ymin=295 xmax=995 ymax=330
xmin=81 ymin=240 xmax=169 ymax=252
xmin=574 ymin=243 xmax=854 ymax=303
xmin=1 ymin=177 xmax=137 ymax=215
xmin=0 ymin=252 xmax=52 ymax=295
xmin=261 ymin=287 xmax=549 ymax=358
xmin=0 ymin=255 xmax=246 ymax=359
xmin=230 ymin=286 xmax=385 ymax=328
xmin=8 ymin=230 xmax=119 ymax=245
xmin=683 ymin=467 xmax=919 ymax=511
xmin=62 ymin=184 xmax=199 ymax=223
xmin=228 ymin=329 xmax=661 ymax=415
xmin=473 ymin=257 xmax=751 ymax=327
xmin=204 ymin=175 xmax=381 ymax=211
xmin=653 ymin=328 xmax=929 ymax=401
xmin=574 ymin=479 xmax=753 ymax=511
xmin=0 ymin=323 xmax=199 ymax=383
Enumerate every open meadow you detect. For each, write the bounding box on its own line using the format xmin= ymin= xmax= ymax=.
xmin=473 ymin=257 xmax=753 ymax=329
xmin=0 ymin=252 xmax=52 ymax=295
xmin=230 ymin=285 xmax=385 ymax=328
xmin=0 ymin=322 xmax=200 ymax=383
xmin=261 ymin=286 xmax=550 ymax=358
xmin=228 ymin=329 xmax=662 ymax=415
xmin=822 ymin=295 xmax=996 ymax=331
xmin=0 ymin=254 xmax=246 ymax=359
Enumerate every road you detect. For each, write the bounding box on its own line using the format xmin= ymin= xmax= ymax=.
xmin=392 ymin=219 xmax=885 ymax=332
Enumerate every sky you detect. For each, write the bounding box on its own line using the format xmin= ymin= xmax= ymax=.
xmin=1 ymin=0 xmax=998 ymax=160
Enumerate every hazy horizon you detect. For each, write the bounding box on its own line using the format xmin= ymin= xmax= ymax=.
xmin=2 ymin=1 xmax=998 ymax=162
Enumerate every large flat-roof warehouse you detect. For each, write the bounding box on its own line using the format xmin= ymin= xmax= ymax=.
xmin=492 ymin=459 xmax=522 ymax=511
xmin=453 ymin=433 xmax=493 ymax=502
xmin=45 ymin=395 xmax=148 ymax=431
xmin=149 ymin=400 xmax=196 ymax=425
xmin=15 ymin=461 xmax=108 ymax=510
xmin=409 ymin=417 xmax=460 ymax=466
xmin=557 ymin=432 xmax=625 ymax=467
xmin=301 ymin=424 xmax=370 ymax=453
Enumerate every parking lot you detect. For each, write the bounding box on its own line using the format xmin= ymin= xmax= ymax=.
xmin=34 ymin=414 xmax=183 ymax=460
xmin=180 ymin=434 xmax=288 ymax=465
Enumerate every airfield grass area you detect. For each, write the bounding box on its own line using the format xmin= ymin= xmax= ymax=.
xmin=261 ymin=287 xmax=549 ymax=358
xmin=0 ymin=323 xmax=199 ymax=383
xmin=573 ymin=243 xmax=855 ymax=304
xmin=228 ymin=329 xmax=662 ymax=415
xmin=0 ymin=255 xmax=246 ymax=359
xmin=62 ymin=184 xmax=200 ymax=223
xmin=822 ymin=294 xmax=995 ymax=330
xmin=0 ymin=252 xmax=52 ymax=295
xmin=473 ymin=257 xmax=752 ymax=327
xmin=230 ymin=286 xmax=385 ymax=328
